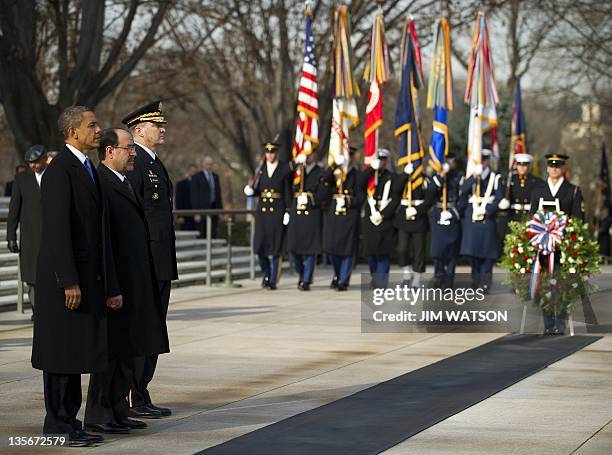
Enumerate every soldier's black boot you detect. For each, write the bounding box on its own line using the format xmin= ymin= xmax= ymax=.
xmin=262 ymin=276 xmax=270 ymax=288
xmin=330 ymin=276 xmax=339 ymax=289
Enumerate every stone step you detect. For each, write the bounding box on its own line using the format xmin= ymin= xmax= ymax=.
xmin=176 ymin=246 xmax=251 ymax=261
xmin=175 ymin=238 xmax=226 ymax=251
xmin=177 ymin=255 xmax=254 ymax=273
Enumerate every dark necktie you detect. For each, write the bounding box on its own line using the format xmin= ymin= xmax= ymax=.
xmin=84 ymin=158 xmax=95 ymax=183
xmin=206 ymin=171 xmax=215 ymax=203
xmin=124 ymin=178 xmax=136 ymax=201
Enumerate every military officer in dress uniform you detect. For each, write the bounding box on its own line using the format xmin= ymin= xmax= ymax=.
xmin=361 ymin=148 xmax=399 ymax=288
xmin=393 ymin=159 xmax=434 ymax=288
xmin=429 ymin=154 xmax=463 ymax=289
xmin=529 ymin=153 xmax=584 ymax=334
xmin=244 ymin=142 xmax=292 ymax=290
xmin=323 ymin=147 xmax=364 ymax=291
xmin=459 ymin=149 xmax=503 ymax=292
xmin=123 ymin=100 xmax=177 ymax=418
xmin=499 ymin=153 xmax=544 ymax=222
xmin=287 ymin=152 xmax=327 ymax=290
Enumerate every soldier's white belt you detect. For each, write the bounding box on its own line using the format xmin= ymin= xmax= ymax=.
xmin=400 ymin=199 xmax=424 ymax=206
xmin=261 ymin=192 xmax=282 ymax=199
xmin=511 ymin=203 xmax=531 ymax=211
xmin=469 ymin=196 xmax=495 ymax=204
xmin=435 ymin=202 xmax=456 ymax=209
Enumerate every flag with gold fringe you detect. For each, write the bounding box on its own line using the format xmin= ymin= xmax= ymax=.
xmin=328 ymin=5 xmax=359 ymax=181
xmin=364 ymin=6 xmax=391 ymax=194
xmin=464 ymin=12 xmax=499 ymax=177
xmin=394 ymin=17 xmax=424 ymax=190
xmin=292 ymin=5 xmax=319 ymax=186
xmin=510 ymin=77 xmax=527 ymax=167
xmin=427 ymin=17 xmax=454 ymax=174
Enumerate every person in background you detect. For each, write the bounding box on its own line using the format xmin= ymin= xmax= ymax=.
xmin=191 ymin=156 xmax=223 ymax=238
xmin=7 ymin=145 xmax=48 ymax=320
xmin=4 ymin=164 xmax=27 ymax=197
xmin=175 ymin=164 xmax=198 ymax=231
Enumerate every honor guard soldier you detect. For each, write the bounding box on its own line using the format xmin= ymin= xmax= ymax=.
xmin=529 ymin=153 xmax=584 ymax=335
xmin=393 ymin=159 xmax=434 ymax=288
xmin=459 ymin=149 xmax=503 ymax=292
xmin=499 ymin=153 xmax=544 ymax=222
xmin=361 ymin=148 xmax=399 ymax=288
xmin=429 ymin=154 xmax=463 ymax=289
xmin=323 ymin=147 xmax=364 ymax=291
xmin=287 ymin=153 xmax=327 ymax=290
xmin=244 ymin=141 xmax=292 ymax=290
xmin=123 ymin=100 xmax=177 ymax=418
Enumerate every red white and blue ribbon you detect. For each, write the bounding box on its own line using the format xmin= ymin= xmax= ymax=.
xmin=527 ymin=211 xmax=566 ymax=299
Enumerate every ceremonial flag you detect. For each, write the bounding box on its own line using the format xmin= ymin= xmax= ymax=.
xmin=328 ymin=5 xmax=359 ymax=178
xmin=490 ymin=125 xmax=500 ymax=171
xmin=363 ymin=8 xmax=391 ymax=194
xmin=599 ymin=143 xmax=612 ymax=220
xmin=510 ymin=77 xmax=527 ymax=167
xmin=395 ymin=18 xmax=424 ymax=190
xmin=292 ymin=6 xmax=319 ymax=185
xmin=427 ymin=18 xmax=454 ymax=173
xmin=464 ymin=12 xmax=499 ymax=177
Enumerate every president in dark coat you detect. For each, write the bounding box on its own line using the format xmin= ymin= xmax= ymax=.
xmin=124 ymin=100 xmax=177 ymax=417
xmin=84 ymin=128 xmax=169 ymax=434
xmin=7 ymin=145 xmax=48 ymax=317
xmin=32 ymin=106 xmax=113 ymax=446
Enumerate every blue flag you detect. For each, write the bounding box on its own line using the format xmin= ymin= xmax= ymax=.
xmin=428 ymin=106 xmax=448 ymax=173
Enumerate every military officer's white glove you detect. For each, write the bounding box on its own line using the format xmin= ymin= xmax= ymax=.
xmin=474 ymin=207 xmax=486 ymax=218
xmin=243 ymin=185 xmax=254 ymax=196
xmin=404 ymin=163 xmax=414 ymax=175
xmin=442 ymin=162 xmax=450 ymax=173
xmin=335 ymin=197 xmax=346 ymax=209
xmin=335 ymin=154 xmax=345 ymax=166
xmin=473 ymin=163 xmax=483 ymax=176
xmin=370 ymin=159 xmax=380 ymax=171
xmin=297 ymin=194 xmax=308 ymax=206
xmin=406 ymin=206 xmax=418 ymax=218
xmin=440 ymin=210 xmax=453 ymax=222
xmin=296 ymin=153 xmax=307 ymax=164
xmin=499 ymin=198 xmax=510 ymax=210
xmin=283 ymin=212 xmax=290 ymax=225
xmin=369 ymin=210 xmax=383 ymax=226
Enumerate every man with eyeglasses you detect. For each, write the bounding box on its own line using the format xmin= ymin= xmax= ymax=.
xmin=123 ymin=101 xmax=177 ymax=418
xmin=499 ymin=153 xmax=544 ymax=222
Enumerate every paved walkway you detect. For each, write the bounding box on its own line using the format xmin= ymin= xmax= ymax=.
xmin=1 ymin=266 xmax=610 ymax=454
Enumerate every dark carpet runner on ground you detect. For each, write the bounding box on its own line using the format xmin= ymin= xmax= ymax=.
xmin=198 ymin=334 xmax=600 ymax=455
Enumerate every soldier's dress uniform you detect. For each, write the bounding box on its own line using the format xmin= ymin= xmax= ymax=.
xmin=287 ymin=162 xmax=327 ymax=290
xmin=429 ymin=169 xmax=463 ymax=288
xmin=323 ymin=166 xmax=364 ymax=291
xmin=393 ymin=172 xmax=434 ymax=287
xmin=252 ymin=152 xmax=292 ymax=290
xmin=529 ymin=153 xmax=584 ymax=334
xmin=123 ymin=101 xmax=177 ymax=416
xmin=361 ymin=165 xmax=399 ymax=288
xmin=459 ymin=166 xmax=503 ymax=291
xmin=505 ymin=173 xmax=545 ymax=222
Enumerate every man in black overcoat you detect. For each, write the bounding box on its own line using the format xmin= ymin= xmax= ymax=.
xmin=123 ymin=101 xmax=177 ymax=418
xmin=287 ymin=152 xmax=327 ymax=290
xmin=7 ymin=145 xmax=48 ymax=318
xmin=84 ymin=128 xmax=170 ymax=434
xmin=175 ymin=164 xmax=198 ymax=230
xmin=244 ymin=142 xmax=292 ymax=290
xmin=191 ymin=156 xmax=223 ymax=238
xmin=31 ymin=106 xmax=116 ymax=447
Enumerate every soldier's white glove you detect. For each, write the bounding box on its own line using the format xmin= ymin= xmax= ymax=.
xmin=369 ymin=210 xmax=383 ymax=226
xmin=442 ymin=162 xmax=450 ymax=173
xmin=335 ymin=197 xmax=346 ymax=209
xmin=474 ymin=207 xmax=486 ymax=218
xmin=440 ymin=210 xmax=453 ymax=222
xmin=473 ymin=163 xmax=483 ymax=176
xmin=243 ymin=185 xmax=254 ymax=196
xmin=499 ymin=198 xmax=510 ymax=210
xmin=404 ymin=163 xmax=414 ymax=175
xmin=296 ymin=153 xmax=307 ymax=164
xmin=283 ymin=212 xmax=290 ymax=225
xmin=406 ymin=206 xmax=417 ymax=218
xmin=370 ymin=159 xmax=380 ymax=171
xmin=335 ymin=154 xmax=345 ymax=166
xmin=297 ymin=194 xmax=308 ymax=206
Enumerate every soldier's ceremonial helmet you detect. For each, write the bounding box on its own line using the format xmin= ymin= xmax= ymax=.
xmin=545 ymin=153 xmax=569 ymax=167
xmin=24 ymin=144 xmax=47 ymax=162
xmin=122 ymin=100 xmax=167 ymax=128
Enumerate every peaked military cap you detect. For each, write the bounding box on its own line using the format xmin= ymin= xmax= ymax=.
xmin=263 ymin=142 xmax=280 ymax=152
xmin=24 ymin=144 xmax=47 ymax=162
xmin=377 ymin=148 xmax=391 ymax=159
xmin=122 ymin=100 xmax=167 ymax=128
xmin=514 ymin=153 xmax=533 ymax=163
xmin=545 ymin=153 xmax=568 ymax=166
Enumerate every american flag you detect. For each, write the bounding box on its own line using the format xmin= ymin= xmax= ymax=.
xmin=292 ymin=10 xmax=319 ymax=177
